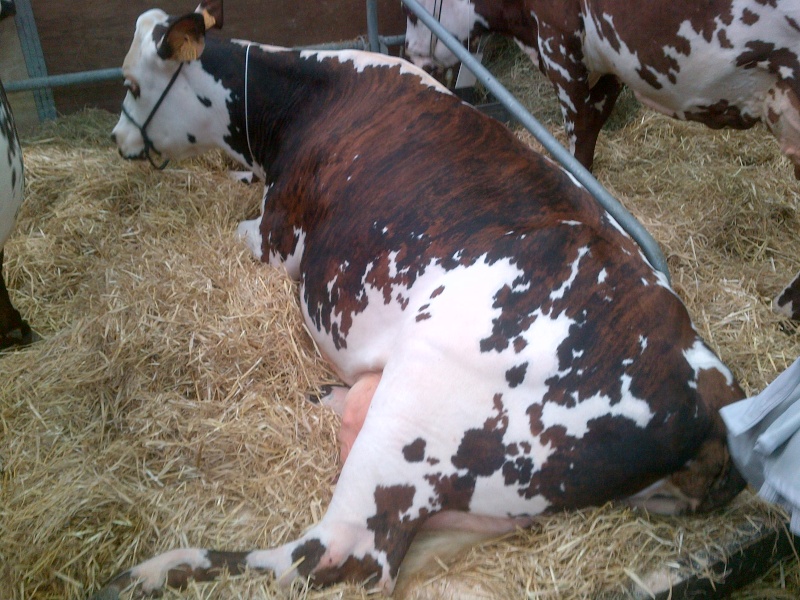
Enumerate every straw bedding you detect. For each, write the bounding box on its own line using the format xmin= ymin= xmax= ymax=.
xmin=1 ymin=42 xmax=799 ymax=599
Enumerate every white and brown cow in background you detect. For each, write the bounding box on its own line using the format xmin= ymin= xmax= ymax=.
xmin=404 ymin=0 xmax=800 ymax=320
xmin=0 ymin=2 xmax=35 ymax=350
xmin=100 ymin=0 xmax=749 ymax=596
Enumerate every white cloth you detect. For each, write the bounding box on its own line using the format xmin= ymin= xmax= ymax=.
xmin=720 ymin=357 xmax=800 ymax=535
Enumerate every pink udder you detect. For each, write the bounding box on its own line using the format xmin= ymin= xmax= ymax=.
xmin=339 ymin=373 xmax=381 ymax=464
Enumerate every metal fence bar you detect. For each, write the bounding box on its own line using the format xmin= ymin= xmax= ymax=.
xmin=5 ymin=68 xmax=123 ymax=93
xmin=3 ymin=37 xmax=407 ymax=94
xmin=401 ymin=0 xmax=670 ymax=281
xmin=300 ymin=35 xmax=404 ymax=52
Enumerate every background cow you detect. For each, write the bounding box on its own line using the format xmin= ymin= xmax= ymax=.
xmin=404 ymin=0 xmax=800 ymax=175
xmin=99 ymin=0 xmax=747 ymax=596
xmin=404 ymin=0 xmax=800 ymax=320
xmin=0 ymin=53 xmax=34 ymax=349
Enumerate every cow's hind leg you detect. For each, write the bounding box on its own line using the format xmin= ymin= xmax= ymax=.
xmin=89 ymin=549 xmax=252 ymax=599
xmin=538 ymin=28 xmax=621 ymax=171
xmin=774 ymin=271 xmax=800 ymax=320
xmin=93 ymin=517 xmax=410 ymax=599
xmin=568 ymin=74 xmax=623 ymax=170
xmin=92 ymin=374 xmax=429 ymax=598
xmin=0 ymin=250 xmax=35 ymax=350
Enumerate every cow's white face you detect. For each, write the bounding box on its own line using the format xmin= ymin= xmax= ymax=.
xmin=404 ymin=0 xmax=482 ymax=70
xmin=111 ymin=9 xmax=230 ymax=164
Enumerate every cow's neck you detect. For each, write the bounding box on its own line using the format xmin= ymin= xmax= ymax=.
xmin=200 ymin=38 xmax=314 ymax=181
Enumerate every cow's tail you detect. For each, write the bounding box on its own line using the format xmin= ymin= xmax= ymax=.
xmin=668 ymin=365 xmax=748 ymax=514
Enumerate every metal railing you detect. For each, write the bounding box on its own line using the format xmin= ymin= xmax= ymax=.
xmin=3 ymin=38 xmax=406 ymax=94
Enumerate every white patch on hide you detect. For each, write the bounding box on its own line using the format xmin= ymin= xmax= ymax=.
xmin=301 ymin=49 xmax=451 ymax=94
xmin=683 ymin=339 xmax=734 ymax=389
xmin=541 ymin=374 xmax=654 ymax=438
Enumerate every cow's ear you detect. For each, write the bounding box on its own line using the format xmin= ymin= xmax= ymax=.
xmin=156 ymin=13 xmax=207 ymax=61
xmin=196 ymin=0 xmax=223 ymax=30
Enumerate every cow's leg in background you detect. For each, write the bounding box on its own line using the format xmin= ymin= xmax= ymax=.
xmin=0 ymin=0 xmax=15 ymax=19
xmin=0 ymin=73 xmax=35 ymax=351
xmin=0 ymin=250 xmax=33 ymax=349
xmin=532 ymin=35 xmax=621 ymax=171
xmin=227 ymin=171 xmax=258 ymax=184
xmin=762 ymin=79 xmax=800 ymax=180
xmin=578 ymin=73 xmax=624 ymax=163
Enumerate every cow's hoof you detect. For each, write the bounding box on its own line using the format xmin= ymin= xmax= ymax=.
xmin=88 ymin=572 xmax=136 ymax=600
xmin=306 ymin=384 xmax=335 ymax=404
xmin=88 ymin=587 xmax=122 ymax=600
xmin=0 ymin=322 xmax=41 ymax=351
xmin=227 ymin=170 xmax=258 ymax=184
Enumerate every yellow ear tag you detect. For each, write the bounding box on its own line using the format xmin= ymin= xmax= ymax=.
xmin=202 ymin=10 xmax=216 ymax=30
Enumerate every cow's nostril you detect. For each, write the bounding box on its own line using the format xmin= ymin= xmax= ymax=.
xmin=110 ymin=132 xmax=117 ymax=144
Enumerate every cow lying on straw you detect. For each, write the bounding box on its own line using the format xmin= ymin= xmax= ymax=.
xmin=99 ymin=0 xmax=756 ymax=596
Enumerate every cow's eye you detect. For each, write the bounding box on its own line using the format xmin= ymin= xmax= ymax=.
xmin=124 ymin=79 xmax=141 ymax=99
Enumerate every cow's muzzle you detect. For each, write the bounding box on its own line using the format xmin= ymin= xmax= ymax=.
xmin=117 ymin=62 xmax=185 ymax=171
xmin=119 ymin=108 xmax=170 ymax=170
xmin=113 ymin=146 xmax=148 ymax=162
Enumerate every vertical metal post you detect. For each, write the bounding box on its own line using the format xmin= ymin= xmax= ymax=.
xmin=13 ymin=0 xmax=56 ymax=121
xmin=366 ymin=0 xmax=380 ymax=52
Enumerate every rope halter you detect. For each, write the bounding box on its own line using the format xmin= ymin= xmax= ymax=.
xmin=120 ymin=62 xmax=185 ymax=170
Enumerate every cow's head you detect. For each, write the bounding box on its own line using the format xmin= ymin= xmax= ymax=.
xmin=111 ymin=0 xmax=224 ymax=166
xmin=403 ymin=0 xmax=484 ymax=71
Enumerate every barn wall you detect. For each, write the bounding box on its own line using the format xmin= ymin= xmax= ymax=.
xmin=3 ymin=0 xmax=407 ymax=125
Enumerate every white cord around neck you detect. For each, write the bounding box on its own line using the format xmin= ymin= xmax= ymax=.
xmin=244 ymin=43 xmax=255 ymax=163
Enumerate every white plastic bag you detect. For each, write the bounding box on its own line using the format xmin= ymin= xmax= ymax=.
xmin=720 ymin=357 xmax=800 ymax=534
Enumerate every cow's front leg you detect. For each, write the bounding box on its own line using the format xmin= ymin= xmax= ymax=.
xmin=236 ymin=183 xmax=272 ymax=262
xmin=236 ymin=200 xmax=268 ymax=263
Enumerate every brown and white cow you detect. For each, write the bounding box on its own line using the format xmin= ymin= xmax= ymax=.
xmin=100 ymin=1 xmax=747 ymax=596
xmin=0 ymin=67 xmax=34 ymax=349
xmin=404 ymin=0 xmax=800 ymax=320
